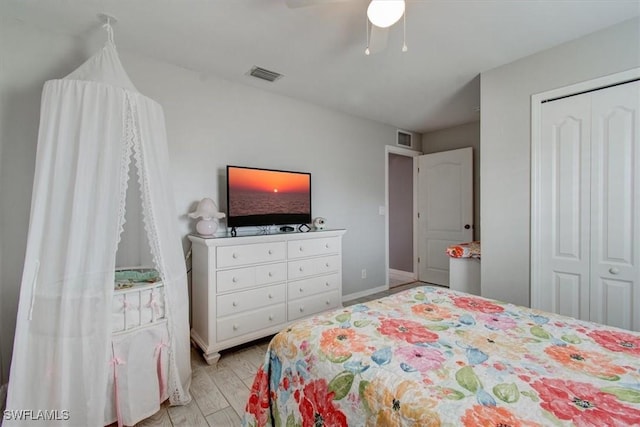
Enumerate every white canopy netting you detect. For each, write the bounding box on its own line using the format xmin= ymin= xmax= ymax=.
xmin=5 ymin=24 xmax=191 ymax=426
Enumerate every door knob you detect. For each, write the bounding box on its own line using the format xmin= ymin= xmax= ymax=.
xmin=464 ymin=224 xmax=471 ymax=229
xmin=609 ymin=267 xmax=620 ymax=275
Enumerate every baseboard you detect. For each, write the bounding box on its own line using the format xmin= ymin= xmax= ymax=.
xmin=342 ymin=285 xmax=388 ymax=302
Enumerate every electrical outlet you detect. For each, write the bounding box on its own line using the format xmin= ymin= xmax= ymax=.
xmin=361 ymin=269 xmax=367 ymax=279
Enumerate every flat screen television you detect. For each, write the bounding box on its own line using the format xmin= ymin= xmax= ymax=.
xmin=226 ymin=165 xmax=312 ymax=229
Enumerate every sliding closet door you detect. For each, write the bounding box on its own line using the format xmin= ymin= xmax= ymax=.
xmin=537 ymin=93 xmax=592 ymax=321
xmin=589 ymin=81 xmax=640 ymax=331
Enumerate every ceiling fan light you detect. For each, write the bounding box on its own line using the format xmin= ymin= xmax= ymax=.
xmin=367 ymin=0 xmax=405 ymax=28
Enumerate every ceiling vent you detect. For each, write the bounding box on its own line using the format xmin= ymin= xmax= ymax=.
xmin=248 ymin=66 xmax=283 ymax=82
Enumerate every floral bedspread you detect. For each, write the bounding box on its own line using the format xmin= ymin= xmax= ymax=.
xmin=242 ymin=286 xmax=640 ymax=426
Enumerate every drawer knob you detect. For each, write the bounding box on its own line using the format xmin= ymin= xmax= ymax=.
xmin=325 ymin=244 xmax=330 ymax=249
xmin=326 ymin=300 xmax=330 ymax=305
xmin=325 ymin=282 xmax=330 ymax=287
xmin=268 ymin=249 xmax=273 ymax=255
xmin=299 ymin=267 xmax=304 ymax=272
xmin=609 ymin=267 xmax=620 ymax=275
xmin=232 ymin=253 xmax=238 ymax=259
xmin=299 ymin=306 xmax=304 ymax=313
xmin=268 ymin=293 xmax=273 ymax=299
xmin=268 ymin=315 xmax=273 ymax=321
xmin=325 ymin=262 xmax=330 ymax=268
xmin=299 ymin=287 xmax=304 ymax=293
xmin=268 ymin=272 xmax=273 ymax=277
xmin=299 ymin=246 xmax=304 ymax=252
xmin=232 ymin=277 xmax=238 ymax=283
xmin=232 ymin=324 xmax=238 ymax=331
xmin=232 ymin=301 xmax=237 ymax=307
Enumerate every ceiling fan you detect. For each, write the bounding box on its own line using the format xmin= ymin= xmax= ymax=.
xmin=285 ymin=0 xmax=408 ymax=55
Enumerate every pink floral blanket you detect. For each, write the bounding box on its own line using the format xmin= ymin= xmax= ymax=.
xmin=242 ymin=286 xmax=640 ymax=426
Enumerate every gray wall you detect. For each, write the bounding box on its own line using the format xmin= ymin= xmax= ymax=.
xmin=421 ymin=120 xmax=480 ymax=241
xmin=481 ymin=17 xmax=640 ymax=307
xmin=0 ymin=18 xmax=399 ymax=383
xmin=388 ymin=153 xmax=414 ymax=272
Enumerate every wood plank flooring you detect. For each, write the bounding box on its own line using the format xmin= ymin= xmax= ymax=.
xmin=120 ymin=281 xmax=424 ymax=426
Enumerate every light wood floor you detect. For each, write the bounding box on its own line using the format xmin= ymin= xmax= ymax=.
xmin=122 ymin=281 xmax=424 ymax=427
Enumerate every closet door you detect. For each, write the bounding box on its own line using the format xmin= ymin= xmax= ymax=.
xmin=537 ymin=93 xmax=592 ymax=321
xmin=536 ymin=80 xmax=639 ymax=331
xmin=589 ymin=81 xmax=640 ymax=331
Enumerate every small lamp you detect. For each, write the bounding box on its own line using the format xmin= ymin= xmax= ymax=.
xmin=189 ymin=198 xmax=226 ymax=236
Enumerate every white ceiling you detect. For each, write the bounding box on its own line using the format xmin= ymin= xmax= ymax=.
xmin=3 ymin=0 xmax=639 ymax=133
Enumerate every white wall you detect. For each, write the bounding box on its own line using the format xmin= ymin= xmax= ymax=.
xmin=422 ymin=120 xmax=480 ymax=240
xmin=0 ymin=19 xmax=398 ymax=383
xmin=481 ymin=17 xmax=640 ymax=307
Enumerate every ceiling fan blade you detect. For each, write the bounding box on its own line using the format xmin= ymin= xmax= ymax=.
xmin=285 ymin=0 xmax=353 ymax=8
xmin=368 ymin=24 xmax=389 ymax=54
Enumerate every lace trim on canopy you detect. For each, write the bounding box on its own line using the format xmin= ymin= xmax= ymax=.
xmin=115 ymin=92 xmax=135 ymax=249
xmin=129 ymin=94 xmax=190 ymax=405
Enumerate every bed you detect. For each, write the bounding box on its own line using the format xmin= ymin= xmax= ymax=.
xmin=242 ymin=285 xmax=640 ymax=426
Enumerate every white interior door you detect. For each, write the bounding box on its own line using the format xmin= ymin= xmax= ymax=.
xmin=537 ymin=93 xmax=592 ymax=321
xmin=417 ymin=147 xmax=473 ymax=286
xmin=589 ymin=81 xmax=640 ymax=331
xmin=535 ymin=79 xmax=639 ymax=331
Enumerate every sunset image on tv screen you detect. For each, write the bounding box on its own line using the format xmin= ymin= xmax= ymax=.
xmin=228 ymin=167 xmax=311 ymax=217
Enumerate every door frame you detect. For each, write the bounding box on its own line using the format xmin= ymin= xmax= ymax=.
xmin=530 ymin=67 xmax=640 ymax=309
xmin=385 ymin=145 xmax=421 ymax=289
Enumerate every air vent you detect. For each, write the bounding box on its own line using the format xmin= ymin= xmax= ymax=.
xmin=397 ymin=130 xmax=413 ymax=148
xmin=248 ymin=66 xmax=283 ymax=82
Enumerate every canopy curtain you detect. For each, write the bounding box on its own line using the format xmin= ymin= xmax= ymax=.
xmin=5 ymin=38 xmax=191 ymax=426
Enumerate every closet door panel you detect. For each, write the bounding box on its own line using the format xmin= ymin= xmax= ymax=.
xmin=553 ymin=272 xmax=583 ymax=319
xmin=590 ymin=81 xmax=640 ymax=331
xmin=597 ymin=278 xmax=634 ymax=331
xmin=538 ymin=94 xmax=591 ymax=321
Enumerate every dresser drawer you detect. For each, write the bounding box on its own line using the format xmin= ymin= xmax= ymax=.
xmin=216 ymin=267 xmax=255 ymax=293
xmin=287 ymin=290 xmax=341 ymax=321
xmin=217 ymin=304 xmax=286 ymax=342
xmin=217 ymin=284 xmax=285 ymax=317
xmin=288 ymin=237 xmax=340 ymax=259
xmin=288 ymin=274 xmax=339 ymax=301
xmin=256 ymin=263 xmax=287 ymax=285
xmin=217 ymin=242 xmax=286 ymax=268
xmin=288 ymin=255 xmax=340 ymax=280
xmin=217 ymin=263 xmax=286 ymax=293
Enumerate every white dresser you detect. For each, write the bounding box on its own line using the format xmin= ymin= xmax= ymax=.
xmin=188 ymin=229 xmax=346 ymax=364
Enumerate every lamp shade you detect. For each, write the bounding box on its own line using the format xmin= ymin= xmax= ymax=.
xmin=367 ymin=0 xmax=405 ymax=28
xmin=189 ymin=198 xmax=226 ymax=220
